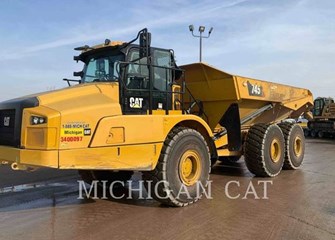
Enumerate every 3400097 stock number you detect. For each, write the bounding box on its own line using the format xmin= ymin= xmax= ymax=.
xmin=60 ymin=136 xmax=83 ymax=142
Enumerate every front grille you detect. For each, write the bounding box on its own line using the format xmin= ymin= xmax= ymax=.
xmin=0 ymin=96 xmax=39 ymax=147
xmin=0 ymin=109 xmax=16 ymax=146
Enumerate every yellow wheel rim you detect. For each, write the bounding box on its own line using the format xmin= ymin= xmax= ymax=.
xmin=270 ymin=139 xmax=281 ymax=163
xmin=293 ymin=136 xmax=302 ymax=157
xmin=179 ymin=150 xmax=201 ymax=186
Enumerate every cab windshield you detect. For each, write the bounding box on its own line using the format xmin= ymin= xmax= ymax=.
xmin=83 ymin=54 xmax=124 ymax=83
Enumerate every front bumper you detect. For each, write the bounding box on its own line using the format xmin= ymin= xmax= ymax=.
xmin=0 ymin=146 xmax=58 ymax=168
xmin=0 ymin=142 xmax=163 ymax=171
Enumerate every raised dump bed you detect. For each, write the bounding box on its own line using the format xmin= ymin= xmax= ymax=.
xmin=181 ymin=63 xmax=313 ymax=130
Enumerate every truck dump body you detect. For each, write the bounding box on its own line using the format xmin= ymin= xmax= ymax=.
xmin=181 ymin=63 xmax=314 ymax=130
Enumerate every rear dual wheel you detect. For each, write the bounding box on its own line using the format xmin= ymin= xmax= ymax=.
xmin=244 ymin=123 xmax=305 ymax=177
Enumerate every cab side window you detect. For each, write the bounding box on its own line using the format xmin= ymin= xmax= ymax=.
xmin=313 ymin=99 xmax=324 ymax=116
xmin=153 ymin=50 xmax=172 ymax=91
xmin=126 ymin=50 xmax=149 ymax=89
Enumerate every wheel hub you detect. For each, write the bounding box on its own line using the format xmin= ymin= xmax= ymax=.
xmin=270 ymin=138 xmax=281 ymax=163
xmin=293 ymin=137 xmax=302 ymax=157
xmin=179 ymin=150 xmax=201 ymax=186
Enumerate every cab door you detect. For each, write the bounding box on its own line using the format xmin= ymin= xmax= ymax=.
xmin=122 ymin=48 xmax=173 ymax=115
xmin=122 ymin=49 xmax=150 ymax=114
xmin=313 ymin=98 xmax=324 ymax=117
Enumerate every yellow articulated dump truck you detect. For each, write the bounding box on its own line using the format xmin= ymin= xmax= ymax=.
xmin=0 ymin=29 xmax=313 ymax=206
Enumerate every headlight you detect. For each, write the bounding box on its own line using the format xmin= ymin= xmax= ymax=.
xmin=31 ymin=116 xmax=47 ymax=125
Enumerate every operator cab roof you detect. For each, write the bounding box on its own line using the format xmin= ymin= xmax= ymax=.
xmin=80 ymin=41 xmax=125 ymax=53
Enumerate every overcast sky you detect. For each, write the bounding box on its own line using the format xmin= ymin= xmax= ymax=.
xmin=0 ymin=0 xmax=334 ymax=101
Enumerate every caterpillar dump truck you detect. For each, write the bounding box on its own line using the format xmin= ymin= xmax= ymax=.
xmin=0 ymin=29 xmax=313 ymax=206
xmin=304 ymin=97 xmax=335 ymax=138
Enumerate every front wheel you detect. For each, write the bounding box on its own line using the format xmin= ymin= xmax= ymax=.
xmin=142 ymin=127 xmax=211 ymax=207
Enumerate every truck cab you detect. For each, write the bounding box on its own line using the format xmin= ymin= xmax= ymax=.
xmin=313 ymin=97 xmax=335 ymax=118
xmin=72 ymin=31 xmax=183 ymax=115
xmin=0 ymin=29 xmax=207 ymax=173
xmin=0 ymin=29 xmax=185 ymax=152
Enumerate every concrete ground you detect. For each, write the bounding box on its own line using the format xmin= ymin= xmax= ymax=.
xmin=0 ymin=138 xmax=334 ymax=240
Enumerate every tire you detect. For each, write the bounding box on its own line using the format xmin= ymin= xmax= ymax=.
xmin=310 ymin=130 xmax=317 ymax=138
xmin=303 ymin=128 xmax=310 ymax=137
xmin=78 ymin=170 xmax=133 ymax=188
xmin=244 ymin=123 xmax=285 ymax=177
xmin=142 ymin=127 xmax=211 ymax=207
xmin=218 ymin=156 xmax=241 ymax=163
xmin=278 ymin=123 xmax=305 ymax=170
xmin=318 ymin=131 xmax=324 ymax=138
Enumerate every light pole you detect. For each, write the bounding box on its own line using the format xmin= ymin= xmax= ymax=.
xmin=189 ymin=25 xmax=213 ymax=62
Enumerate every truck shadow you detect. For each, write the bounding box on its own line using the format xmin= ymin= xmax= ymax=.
xmin=211 ymin=159 xmax=253 ymax=177
xmin=0 ymin=165 xmax=252 ymax=212
xmin=305 ymin=138 xmax=335 ymax=145
xmin=0 ymin=176 xmax=169 ymax=212
xmin=0 ymin=161 xmax=304 ymax=212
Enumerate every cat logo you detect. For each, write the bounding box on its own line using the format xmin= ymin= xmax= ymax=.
xmin=129 ymin=97 xmax=144 ymax=109
xmin=3 ymin=117 xmax=10 ymax=127
xmin=84 ymin=128 xmax=91 ymax=136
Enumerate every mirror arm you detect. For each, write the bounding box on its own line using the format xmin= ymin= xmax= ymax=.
xmin=63 ymin=78 xmax=81 ymax=86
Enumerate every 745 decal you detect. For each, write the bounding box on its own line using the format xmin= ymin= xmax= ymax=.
xmin=247 ymin=81 xmax=264 ymax=97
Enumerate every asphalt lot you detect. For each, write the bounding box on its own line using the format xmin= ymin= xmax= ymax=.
xmin=0 ymin=138 xmax=334 ymax=240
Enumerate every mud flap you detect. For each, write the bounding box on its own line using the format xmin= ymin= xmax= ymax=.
xmin=219 ymin=103 xmax=242 ymax=151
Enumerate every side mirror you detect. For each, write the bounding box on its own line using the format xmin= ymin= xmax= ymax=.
xmin=73 ymin=56 xmax=81 ymax=62
xmin=73 ymin=71 xmax=83 ymax=77
xmin=139 ymin=30 xmax=151 ymax=58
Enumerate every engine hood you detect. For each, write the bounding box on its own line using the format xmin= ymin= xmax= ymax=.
xmin=0 ymin=83 xmax=122 ymax=148
xmin=36 ymin=83 xmax=120 ymax=112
